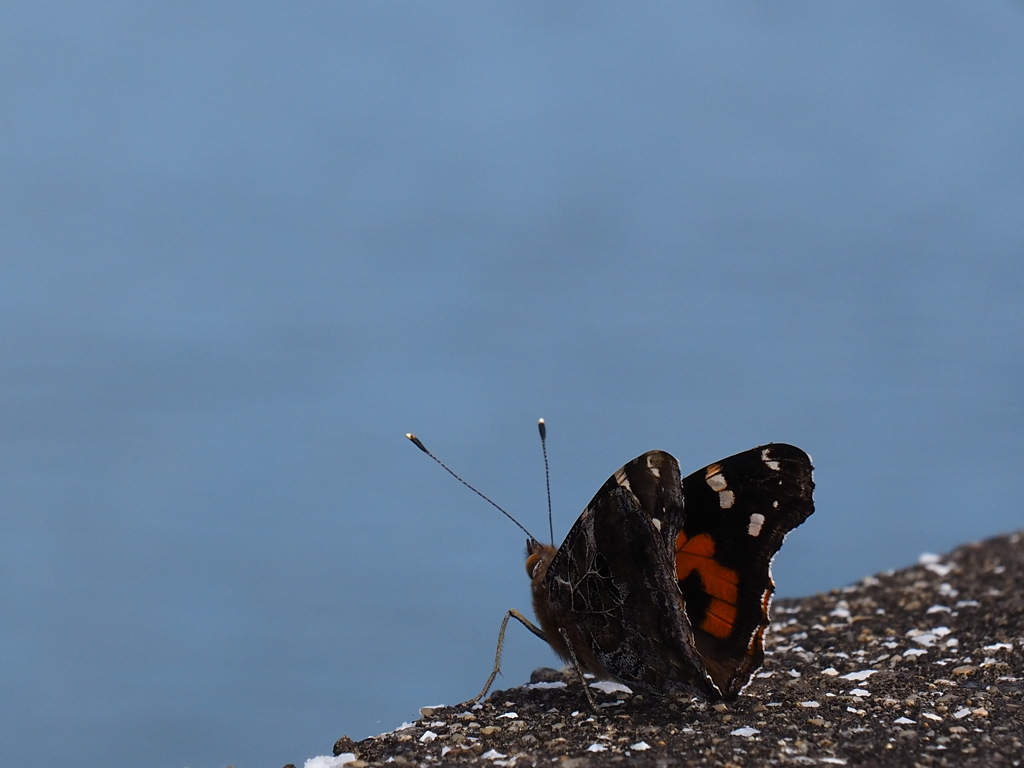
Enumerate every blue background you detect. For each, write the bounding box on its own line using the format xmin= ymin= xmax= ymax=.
xmin=3 ymin=3 xmax=1022 ymax=767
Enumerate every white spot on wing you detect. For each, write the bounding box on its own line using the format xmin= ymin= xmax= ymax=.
xmin=747 ymin=512 xmax=765 ymax=536
xmin=719 ymin=490 xmax=735 ymax=509
xmin=761 ymin=448 xmax=781 ymax=471
xmin=706 ymin=473 xmax=727 ymax=491
xmin=614 ymin=468 xmax=632 ymax=491
xmin=651 ymin=517 xmax=662 ymax=531
xmin=645 ymin=454 xmax=661 ymax=477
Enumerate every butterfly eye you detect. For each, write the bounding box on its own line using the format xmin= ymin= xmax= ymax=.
xmin=524 ymin=544 xmax=557 ymax=581
xmin=525 ymin=551 xmax=544 ymax=578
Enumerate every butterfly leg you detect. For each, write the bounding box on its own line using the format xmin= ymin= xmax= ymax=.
xmin=557 ymin=627 xmax=598 ymax=712
xmin=466 ymin=609 xmax=547 ymax=705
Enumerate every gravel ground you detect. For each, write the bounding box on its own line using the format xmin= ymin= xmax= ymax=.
xmin=318 ymin=531 xmax=1023 ymax=767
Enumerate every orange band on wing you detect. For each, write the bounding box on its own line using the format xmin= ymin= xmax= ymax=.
xmin=675 ymin=531 xmax=739 ymax=639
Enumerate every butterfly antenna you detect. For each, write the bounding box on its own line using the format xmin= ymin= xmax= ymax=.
xmin=406 ymin=433 xmax=537 ymax=541
xmin=537 ymin=418 xmax=554 ymax=546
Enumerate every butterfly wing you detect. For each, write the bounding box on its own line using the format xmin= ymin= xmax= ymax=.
xmin=532 ymin=451 xmax=721 ymax=697
xmin=674 ymin=443 xmax=815 ymax=697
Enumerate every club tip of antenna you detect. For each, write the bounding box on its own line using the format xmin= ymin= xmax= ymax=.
xmin=405 ymin=433 xmax=428 ymax=452
xmin=537 ymin=418 xmax=546 ymax=439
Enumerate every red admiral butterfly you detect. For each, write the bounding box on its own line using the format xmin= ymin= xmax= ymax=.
xmin=407 ymin=423 xmax=814 ymax=704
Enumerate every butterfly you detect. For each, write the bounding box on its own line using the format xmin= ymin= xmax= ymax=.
xmin=407 ymin=426 xmax=814 ymax=703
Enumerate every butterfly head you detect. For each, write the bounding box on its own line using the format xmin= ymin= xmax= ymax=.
xmin=525 ymin=538 xmax=557 ymax=584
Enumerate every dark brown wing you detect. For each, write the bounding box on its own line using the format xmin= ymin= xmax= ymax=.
xmin=674 ymin=443 xmax=815 ymax=697
xmin=532 ymin=451 xmax=720 ymax=697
